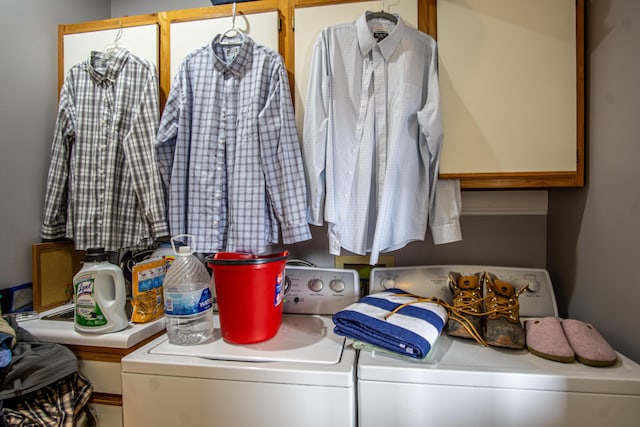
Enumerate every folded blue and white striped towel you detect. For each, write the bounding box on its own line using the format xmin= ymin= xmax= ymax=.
xmin=332 ymin=288 xmax=448 ymax=359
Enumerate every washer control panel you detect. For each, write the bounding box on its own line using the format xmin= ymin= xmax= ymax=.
xmin=370 ymin=265 xmax=558 ymax=319
xmin=283 ymin=266 xmax=360 ymax=315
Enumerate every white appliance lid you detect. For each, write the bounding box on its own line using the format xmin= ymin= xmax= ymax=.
xmin=149 ymin=314 xmax=345 ymax=364
xmin=369 ymin=265 xmax=559 ymax=318
xmin=358 ymin=333 xmax=640 ymax=395
xmin=362 ymin=265 xmax=640 ymax=396
xmin=17 ymin=303 xmax=166 ymax=349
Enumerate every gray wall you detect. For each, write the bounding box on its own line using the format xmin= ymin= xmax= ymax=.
xmin=111 ymin=0 xmax=206 ymax=16
xmin=548 ymin=0 xmax=640 ymax=363
xmin=0 ymin=0 xmax=110 ymax=288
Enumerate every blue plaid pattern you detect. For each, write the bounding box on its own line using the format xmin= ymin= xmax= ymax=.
xmin=156 ymin=36 xmax=310 ymax=253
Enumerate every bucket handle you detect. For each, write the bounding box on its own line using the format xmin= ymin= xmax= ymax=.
xmin=170 ymin=234 xmax=196 ymax=256
xmin=205 ymin=251 xmax=289 ymax=265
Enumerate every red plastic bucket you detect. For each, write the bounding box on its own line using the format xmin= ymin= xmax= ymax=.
xmin=206 ymin=251 xmax=288 ymax=344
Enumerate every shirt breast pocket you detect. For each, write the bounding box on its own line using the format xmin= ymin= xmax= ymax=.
xmin=238 ymin=99 xmax=262 ymax=145
xmin=389 ymin=83 xmax=422 ymax=114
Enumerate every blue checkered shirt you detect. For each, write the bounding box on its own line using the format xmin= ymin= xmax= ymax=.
xmin=156 ymin=36 xmax=311 ymax=253
xmin=41 ymin=49 xmax=169 ymax=251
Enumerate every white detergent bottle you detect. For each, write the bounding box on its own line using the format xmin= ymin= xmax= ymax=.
xmin=74 ymin=247 xmax=129 ymax=333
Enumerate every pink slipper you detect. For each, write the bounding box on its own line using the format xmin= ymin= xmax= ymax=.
xmin=526 ymin=317 xmax=575 ymax=363
xmin=561 ymin=319 xmax=618 ymax=367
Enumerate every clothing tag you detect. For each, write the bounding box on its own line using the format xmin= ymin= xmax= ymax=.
xmin=223 ymin=46 xmax=240 ymax=64
xmin=373 ymin=31 xmax=389 ymax=43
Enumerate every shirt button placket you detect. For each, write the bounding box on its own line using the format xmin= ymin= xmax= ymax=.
xmin=372 ymin=48 xmax=388 ymax=204
xmin=97 ymin=88 xmax=113 ymax=244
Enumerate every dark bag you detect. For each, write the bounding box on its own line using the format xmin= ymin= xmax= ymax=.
xmin=0 ymin=315 xmax=78 ymax=400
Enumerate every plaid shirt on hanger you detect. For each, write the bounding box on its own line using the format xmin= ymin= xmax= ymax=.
xmin=156 ymin=36 xmax=310 ymax=253
xmin=41 ymin=48 xmax=169 ymax=251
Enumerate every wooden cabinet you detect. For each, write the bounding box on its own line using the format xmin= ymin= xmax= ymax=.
xmin=292 ymin=0 xmax=418 ymax=144
xmin=64 ymin=337 xmax=163 ymax=426
xmin=58 ymin=14 xmax=159 ymax=95
xmin=57 ymin=0 xmax=584 ymax=190
xmin=17 ymin=312 xmax=166 ymax=426
xmin=158 ymin=2 xmax=280 ymax=106
xmin=430 ymin=0 xmax=584 ymax=188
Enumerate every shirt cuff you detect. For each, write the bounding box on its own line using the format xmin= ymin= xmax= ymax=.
xmin=281 ymin=223 xmax=312 ymax=244
xmin=431 ymin=219 xmax=462 ymax=245
xmin=41 ymin=224 xmax=67 ymax=240
xmin=151 ymin=220 xmax=171 ymax=239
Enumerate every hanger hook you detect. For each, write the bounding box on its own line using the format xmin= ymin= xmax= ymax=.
xmin=114 ymin=20 xmax=123 ymax=43
xmin=232 ymin=2 xmax=237 ymax=29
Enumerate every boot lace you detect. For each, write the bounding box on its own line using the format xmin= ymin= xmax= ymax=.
xmin=385 ymin=272 xmax=529 ymax=347
xmin=385 ymin=294 xmax=489 ymax=347
xmin=483 ymin=274 xmax=529 ymax=323
xmin=452 ymin=289 xmax=484 ymax=315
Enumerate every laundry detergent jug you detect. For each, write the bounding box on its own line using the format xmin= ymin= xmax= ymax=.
xmin=73 ymin=247 xmax=128 ymax=333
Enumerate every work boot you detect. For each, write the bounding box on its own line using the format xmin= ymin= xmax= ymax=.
xmin=446 ymin=272 xmax=485 ymax=343
xmin=483 ymin=272 xmax=528 ymax=349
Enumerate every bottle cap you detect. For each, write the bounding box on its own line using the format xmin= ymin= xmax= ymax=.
xmin=84 ymin=247 xmax=108 ymax=262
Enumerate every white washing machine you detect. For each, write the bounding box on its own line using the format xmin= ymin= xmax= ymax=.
xmin=121 ymin=265 xmax=359 ymax=427
xmin=358 ymin=265 xmax=640 ymax=427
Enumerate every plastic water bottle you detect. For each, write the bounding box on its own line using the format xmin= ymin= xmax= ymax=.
xmin=163 ymin=236 xmax=214 ymax=345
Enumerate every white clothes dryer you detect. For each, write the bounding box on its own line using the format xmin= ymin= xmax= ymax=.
xmin=122 ymin=265 xmax=360 ymax=427
xmin=358 ymin=265 xmax=640 ymax=427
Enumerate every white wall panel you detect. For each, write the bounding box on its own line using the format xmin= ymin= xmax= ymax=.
xmin=170 ymin=12 xmax=279 ymax=80
xmin=63 ymin=25 xmax=158 ymax=76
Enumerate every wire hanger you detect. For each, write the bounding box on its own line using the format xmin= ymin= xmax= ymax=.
xmin=103 ymin=21 xmax=124 ymax=57
xmin=219 ymin=3 xmax=245 ymax=46
xmin=366 ymin=1 xmax=398 ymax=25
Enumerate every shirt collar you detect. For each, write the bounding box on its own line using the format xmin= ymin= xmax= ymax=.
xmin=87 ymin=48 xmax=130 ymax=86
xmin=210 ymin=34 xmax=254 ymax=77
xmin=356 ymin=11 xmax=407 ymax=61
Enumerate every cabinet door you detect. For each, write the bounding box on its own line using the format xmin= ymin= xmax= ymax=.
xmin=293 ymin=0 xmax=418 ymax=139
xmin=168 ymin=14 xmax=279 ymax=79
xmin=58 ymin=15 xmax=159 ymax=94
xmin=294 ymin=0 xmax=584 ymax=188
xmin=160 ymin=2 xmax=280 ymax=103
xmin=433 ymin=0 xmax=584 ymax=187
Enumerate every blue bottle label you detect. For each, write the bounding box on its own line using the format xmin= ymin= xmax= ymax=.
xmin=165 ymin=287 xmax=213 ymax=316
xmin=274 ymin=272 xmax=284 ymax=307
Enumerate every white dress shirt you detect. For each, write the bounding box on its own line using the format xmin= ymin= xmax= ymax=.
xmin=303 ymin=12 xmax=462 ymax=264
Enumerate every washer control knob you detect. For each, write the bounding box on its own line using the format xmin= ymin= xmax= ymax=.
xmin=308 ymin=278 xmax=324 ymax=292
xmin=284 ymin=276 xmax=292 ymax=295
xmin=518 ymin=276 xmax=540 ymax=293
xmin=381 ymin=278 xmax=396 ymax=289
xmin=526 ymin=279 xmax=541 ymax=293
xmin=329 ymin=279 xmax=346 ymax=293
